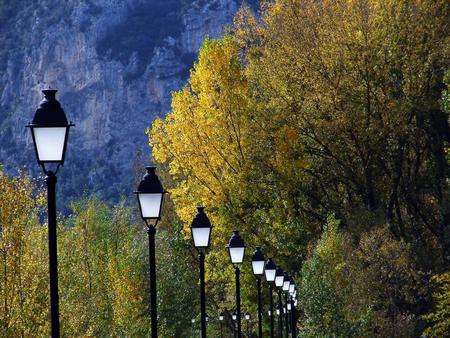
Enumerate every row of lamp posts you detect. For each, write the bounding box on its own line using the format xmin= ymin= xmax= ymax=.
xmin=27 ymin=90 xmax=298 ymax=338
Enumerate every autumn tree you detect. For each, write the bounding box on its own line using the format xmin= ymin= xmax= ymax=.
xmin=0 ymin=170 xmax=48 ymax=336
xmin=151 ymin=0 xmax=449 ymax=335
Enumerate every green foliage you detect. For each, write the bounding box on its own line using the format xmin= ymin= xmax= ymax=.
xmin=299 ymin=215 xmax=373 ymax=337
xmin=422 ymin=272 xmax=450 ymax=337
xmin=150 ymin=0 xmax=449 ymax=336
xmin=0 ymin=169 xmax=48 ymax=336
xmin=157 ymin=221 xmax=198 ymax=336
xmin=58 ymin=197 xmax=150 ymax=336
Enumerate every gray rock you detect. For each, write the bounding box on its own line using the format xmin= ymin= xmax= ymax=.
xmin=0 ymin=0 xmax=245 ymax=206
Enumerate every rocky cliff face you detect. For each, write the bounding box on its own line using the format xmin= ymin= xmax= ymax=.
xmin=0 ymin=0 xmax=247 ymax=205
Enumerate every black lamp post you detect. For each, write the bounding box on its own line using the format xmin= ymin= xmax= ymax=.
xmin=275 ymin=267 xmax=285 ymax=338
xmin=227 ymin=231 xmax=246 ymax=338
xmin=289 ymin=277 xmax=296 ymax=338
xmin=282 ymin=272 xmax=291 ymax=338
xmin=245 ymin=312 xmax=251 ymax=336
xmin=134 ymin=166 xmax=166 ymax=338
xmin=190 ymin=206 xmax=212 ymax=338
xmin=251 ymin=247 xmax=265 ymax=338
xmin=27 ymin=89 xmax=74 ymax=338
xmin=219 ymin=312 xmax=224 ymax=338
xmin=286 ymin=300 xmax=292 ymax=337
xmin=191 ymin=318 xmax=196 ymax=337
xmin=265 ymin=258 xmax=276 ymax=338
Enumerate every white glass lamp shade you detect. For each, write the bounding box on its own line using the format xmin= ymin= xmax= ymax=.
xmin=192 ymin=227 xmax=211 ymax=248
xmin=265 ymin=258 xmax=277 ymax=282
xmin=227 ymin=230 xmax=245 ymax=264
xmin=283 ymin=280 xmax=290 ymax=291
xmin=245 ymin=314 xmax=250 ymax=320
xmin=219 ymin=315 xmax=224 ymax=321
xmin=190 ymin=207 xmax=212 ymax=249
xmin=191 ymin=319 xmax=195 ymax=323
xmin=232 ymin=314 xmax=237 ymax=320
xmin=276 ymin=309 xmax=280 ymax=316
xmin=268 ymin=309 xmax=271 ymax=317
xmin=135 ymin=167 xmax=165 ymax=223
xmin=287 ymin=303 xmax=292 ymax=311
xmin=229 ymin=247 xmax=245 ymax=264
xmin=265 ymin=268 xmax=276 ymax=282
xmin=138 ymin=193 xmax=163 ymax=219
xmin=251 ymin=247 xmax=265 ymax=275
xmin=32 ymin=127 xmax=68 ymax=162
xmin=275 ymin=275 xmax=284 ymax=287
xmin=29 ymin=90 xmax=73 ymax=165
xmin=289 ymin=284 xmax=295 ymax=294
xmin=252 ymin=260 xmax=265 ymax=275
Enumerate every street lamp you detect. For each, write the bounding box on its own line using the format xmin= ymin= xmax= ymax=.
xmin=27 ymin=89 xmax=74 ymax=338
xmin=275 ymin=267 xmax=285 ymax=338
xmin=227 ymin=231 xmax=245 ymax=338
xmin=190 ymin=206 xmax=212 ymax=338
xmin=244 ymin=312 xmax=251 ymax=336
xmin=282 ymin=272 xmax=290 ymax=292
xmin=292 ymin=298 xmax=297 ymax=338
xmin=251 ymin=247 xmax=265 ymax=338
xmin=289 ymin=277 xmax=295 ymax=295
xmin=191 ymin=318 xmax=196 ymax=336
xmin=289 ymin=277 xmax=297 ymax=338
xmin=265 ymin=258 xmax=276 ymax=338
xmin=283 ymin=272 xmax=291 ymax=336
xmin=134 ymin=166 xmax=166 ymax=338
xmin=219 ymin=312 xmax=224 ymax=338
xmin=232 ymin=312 xmax=237 ymax=338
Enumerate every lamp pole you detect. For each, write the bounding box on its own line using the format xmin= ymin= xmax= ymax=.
xmin=190 ymin=206 xmax=213 ymax=338
xmin=199 ymin=251 xmax=206 ymax=338
xmin=274 ymin=267 xmax=285 ymax=338
xmin=264 ymin=258 xmax=276 ymax=338
xmin=269 ymin=283 xmax=275 ymax=338
xmin=277 ymin=289 xmax=283 ymax=338
xmin=134 ymin=166 xmax=166 ymax=337
xmin=245 ymin=313 xmax=251 ymax=336
xmin=46 ymin=171 xmax=59 ymax=337
xmin=257 ymin=277 xmax=262 ymax=337
xmin=191 ymin=319 xmax=196 ymax=337
xmin=232 ymin=313 xmax=237 ymax=338
xmin=28 ymin=89 xmax=74 ymax=337
xmin=282 ymin=272 xmax=291 ymax=338
xmin=227 ymin=231 xmax=246 ymax=338
xmin=235 ymin=266 xmax=241 ymax=338
xmin=219 ymin=313 xmax=224 ymax=338
xmin=285 ymin=293 xmax=289 ymax=338
xmin=251 ymin=247 xmax=265 ymax=338
xmin=289 ymin=277 xmax=296 ymax=338
xmin=148 ymin=225 xmax=157 ymax=337
xmin=291 ymin=299 xmax=296 ymax=338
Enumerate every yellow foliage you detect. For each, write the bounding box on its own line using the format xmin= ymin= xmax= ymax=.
xmin=0 ymin=170 xmax=48 ymax=336
xmin=423 ymin=271 xmax=450 ymax=337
